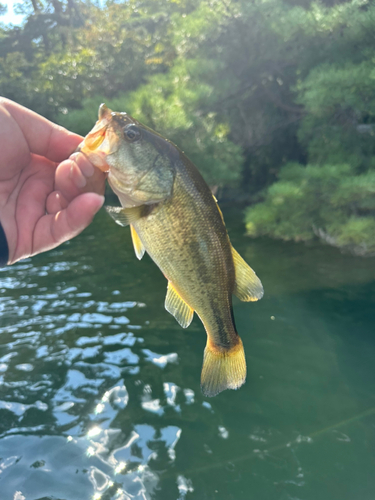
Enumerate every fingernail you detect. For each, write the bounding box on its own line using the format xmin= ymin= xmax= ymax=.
xmin=70 ymin=164 xmax=87 ymax=188
xmin=75 ymin=152 xmax=95 ymax=177
xmin=93 ymin=195 xmax=105 ymax=214
xmin=70 ymin=152 xmax=80 ymax=161
xmin=97 ymin=195 xmax=105 ymax=208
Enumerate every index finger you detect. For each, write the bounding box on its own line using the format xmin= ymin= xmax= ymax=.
xmin=0 ymin=98 xmax=83 ymax=162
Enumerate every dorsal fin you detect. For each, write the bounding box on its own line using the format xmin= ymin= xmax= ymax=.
xmin=105 ymin=205 xmax=145 ymax=227
xmin=232 ymin=246 xmax=263 ymax=302
xmin=212 ymin=194 xmax=226 ymax=226
xmin=130 ymin=224 xmax=145 ymax=260
xmin=165 ymin=282 xmax=194 ymax=328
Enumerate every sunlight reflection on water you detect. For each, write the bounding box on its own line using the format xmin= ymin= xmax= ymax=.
xmin=0 ymin=254 xmax=192 ymax=499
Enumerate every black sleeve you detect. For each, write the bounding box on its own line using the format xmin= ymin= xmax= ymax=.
xmin=0 ymin=222 xmax=9 ymax=267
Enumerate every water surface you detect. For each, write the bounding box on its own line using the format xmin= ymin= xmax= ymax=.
xmin=0 ymin=208 xmax=374 ymax=500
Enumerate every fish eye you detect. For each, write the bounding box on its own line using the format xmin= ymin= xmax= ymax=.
xmin=124 ymin=125 xmax=141 ymax=142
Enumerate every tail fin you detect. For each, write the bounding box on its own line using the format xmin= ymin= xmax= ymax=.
xmin=201 ymin=338 xmax=246 ymax=397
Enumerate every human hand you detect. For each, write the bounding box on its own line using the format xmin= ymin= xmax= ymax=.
xmin=0 ymin=98 xmax=106 ymax=265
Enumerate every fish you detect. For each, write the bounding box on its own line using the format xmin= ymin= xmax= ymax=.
xmin=78 ymin=104 xmax=263 ymax=397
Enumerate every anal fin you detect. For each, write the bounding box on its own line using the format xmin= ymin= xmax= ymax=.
xmin=232 ymin=246 xmax=264 ymax=302
xmin=130 ymin=224 xmax=145 ymax=260
xmin=165 ymin=282 xmax=194 ymax=328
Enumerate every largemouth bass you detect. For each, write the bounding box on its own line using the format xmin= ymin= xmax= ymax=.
xmin=79 ymin=104 xmax=263 ymax=397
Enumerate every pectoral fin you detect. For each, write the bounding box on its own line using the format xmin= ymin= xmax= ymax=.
xmin=105 ymin=205 xmax=145 ymax=227
xmin=165 ymin=282 xmax=194 ymax=328
xmin=232 ymin=246 xmax=264 ymax=302
xmin=130 ymin=224 xmax=145 ymax=260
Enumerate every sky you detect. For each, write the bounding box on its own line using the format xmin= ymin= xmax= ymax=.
xmin=1 ymin=0 xmax=25 ymax=26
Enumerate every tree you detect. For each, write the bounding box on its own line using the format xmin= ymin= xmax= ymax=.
xmin=245 ymin=1 xmax=375 ymax=253
xmin=1 ymin=0 xmax=374 ymax=252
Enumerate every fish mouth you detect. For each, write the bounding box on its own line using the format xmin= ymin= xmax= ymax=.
xmin=77 ymin=103 xmax=121 ymax=172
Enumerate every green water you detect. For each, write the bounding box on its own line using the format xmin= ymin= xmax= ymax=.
xmin=0 ymin=207 xmax=375 ymax=500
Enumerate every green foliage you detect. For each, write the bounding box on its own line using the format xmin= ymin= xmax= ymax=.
xmin=58 ymin=79 xmax=243 ymax=186
xmin=57 ymin=95 xmax=130 ymax=136
xmin=121 ymin=60 xmax=243 ymax=185
xmin=242 ymin=0 xmax=375 ymax=253
xmin=333 ymin=217 xmax=375 ymax=255
xmin=297 ymin=61 xmax=375 ymax=167
xmin=245 ymin=163 xmax=375 ymax=254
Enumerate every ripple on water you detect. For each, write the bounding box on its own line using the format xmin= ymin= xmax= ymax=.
xmin=0 ymin=256 xmax=202 ymax=499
